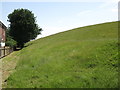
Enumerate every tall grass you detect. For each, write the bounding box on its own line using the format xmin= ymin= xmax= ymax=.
xmin=3 ymin=21 xmax=118 ymax=88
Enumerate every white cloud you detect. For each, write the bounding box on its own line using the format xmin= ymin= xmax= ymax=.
xmin=77 ymin=10 xmax=92 ymax=16
xmin=98 ymin=1 xmax=118 ymax=15
xmin=103 ymin=0 xmax=119 ymax=3
xmin=56 ymin=18 xmax=65 ymax=24
xmin=111 ymin=8 xmax=118 ymax=12
xmin=36 ymin=26 xmax=72 ymax=39
xmin=99 ymin=0 xmax=118 ymax=9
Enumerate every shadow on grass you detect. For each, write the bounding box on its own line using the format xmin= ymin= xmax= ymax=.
xmin=24 ymin=43 xmax=33 ymax=48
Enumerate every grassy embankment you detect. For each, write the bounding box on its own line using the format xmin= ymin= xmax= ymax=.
xmin=2 ymin=21 xmax=118 ymax=88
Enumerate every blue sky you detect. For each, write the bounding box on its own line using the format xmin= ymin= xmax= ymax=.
xmin=0 ymin=0 xmax=118 ymax=38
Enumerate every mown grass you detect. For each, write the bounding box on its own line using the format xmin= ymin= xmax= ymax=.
xmin=3 ymin=21 xmax=118 ymax=88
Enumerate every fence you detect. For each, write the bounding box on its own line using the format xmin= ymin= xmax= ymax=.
xmin=0 ymin=47 xmax=13 ymax=59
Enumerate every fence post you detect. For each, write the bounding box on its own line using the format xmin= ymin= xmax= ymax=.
xmin=0 ymin=48 xmax=1 ymax=58
xmin=9 ymin=48 xmax=10 ymax=54
xmin=4 ymin=46 xmax=5 ymax=56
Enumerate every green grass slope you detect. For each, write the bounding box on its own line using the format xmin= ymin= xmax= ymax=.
xmin=4 ymin=21 xmax=118 ymax=88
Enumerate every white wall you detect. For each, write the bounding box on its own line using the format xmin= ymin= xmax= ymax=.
xmin=0 ymin=42 xmax=5 ymax=47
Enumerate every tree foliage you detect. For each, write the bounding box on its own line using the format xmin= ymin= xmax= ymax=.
xmin=6 ymin=29 xmax=17 ymax=47
xmin=8 ymin=8 xmax=42 ymax=48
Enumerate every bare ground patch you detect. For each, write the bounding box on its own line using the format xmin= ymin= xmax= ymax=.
xmin=0 ymin=51 xmax=20 ymax=88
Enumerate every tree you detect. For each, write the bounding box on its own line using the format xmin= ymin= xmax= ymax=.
xmin=8 ymin=8 xmax=42 ymax=48
xmin=6 ymin=29 xmax=17 ymax=48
